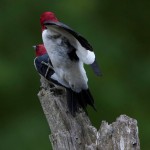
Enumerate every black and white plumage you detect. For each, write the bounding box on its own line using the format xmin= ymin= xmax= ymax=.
xmin=43 ymin=21 xmax=101 ymax=76
xmin=42 ymin=23 xmax=101 ymax=89
xmin=34 ymin=44 xmax=96 ymax=116
xmin=40 ymin=12 xmax=101 ymax=115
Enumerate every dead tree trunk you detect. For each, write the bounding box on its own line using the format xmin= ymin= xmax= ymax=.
xmin=37 ymin=77 xmax=140 ymax=150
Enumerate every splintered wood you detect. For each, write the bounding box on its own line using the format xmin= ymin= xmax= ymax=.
xmin=38 ymin=77 xmax=140 ymax=150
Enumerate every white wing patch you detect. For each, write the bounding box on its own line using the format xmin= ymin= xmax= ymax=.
xmin=76 ymin=45 xmax=95 ymax=64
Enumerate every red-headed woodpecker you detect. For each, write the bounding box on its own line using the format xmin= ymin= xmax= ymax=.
xmin=40 ymin=12 xmax=101 ymax=75
xmin=34 ymin=44 xmax=55 ymax=82
xmin=34 ymin=44 xmax=76 ymax=88
xmin=39 ymin=12 xmax=100 ymax=115
xmin=34 ymin=44 xmax=96 ymax=116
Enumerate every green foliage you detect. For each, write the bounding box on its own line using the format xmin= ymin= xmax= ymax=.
xmin=0 ymin=0 xmax=150 ymax=149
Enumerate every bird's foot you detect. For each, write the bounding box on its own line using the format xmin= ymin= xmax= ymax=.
xmin=50 ymin=83 xmax=65 ymax=95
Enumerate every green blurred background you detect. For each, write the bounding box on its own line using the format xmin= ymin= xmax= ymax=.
xmin=0 ymin=0 xmax=150 ymax=149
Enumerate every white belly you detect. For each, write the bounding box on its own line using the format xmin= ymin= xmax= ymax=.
xmin=42 ymin=29 xmax=88 ymax=92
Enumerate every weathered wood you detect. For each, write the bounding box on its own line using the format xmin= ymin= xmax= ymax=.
xmin=38 ymin=77 xmax=140 ymax=150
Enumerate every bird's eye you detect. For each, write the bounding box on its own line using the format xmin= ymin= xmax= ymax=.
xmin=45 ymin=26 xmax=47 ymax=29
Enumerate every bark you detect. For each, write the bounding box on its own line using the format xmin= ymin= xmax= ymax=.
xmin=37 ymin=77 xmax=140 ymax=150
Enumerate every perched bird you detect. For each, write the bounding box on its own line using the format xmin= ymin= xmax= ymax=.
xmin=39 ymin=12 xmax=101 ymax=115
xmin=33 ymin=44 xmax=55 ymax=83
xmin=34 ymin=44 xmax=74 ymax=87
xmin=40 ymin=12 xmax=101 ymax=76
xmin=33 ymin=44 xmax=96 ymax=116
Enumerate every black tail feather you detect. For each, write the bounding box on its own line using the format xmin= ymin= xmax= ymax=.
xmin=82 ymin=89 xmax=96 ymax=111
xmin=66 ymin=88 xmax=96 ymax=116
xmin=77 ymin=92 xmax=88 ymax=114
xmin=66 ymin=89 xmax=78 ymax=116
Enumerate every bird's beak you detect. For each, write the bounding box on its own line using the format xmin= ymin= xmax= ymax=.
xmin=33 ymin=45 xmax=36 ymax=50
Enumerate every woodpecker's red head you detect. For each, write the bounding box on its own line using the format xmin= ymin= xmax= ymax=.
xmin=33 ymin=44 xmax=47 ymax=57
xmin=40 ymin=12 xmax=58 ymax=31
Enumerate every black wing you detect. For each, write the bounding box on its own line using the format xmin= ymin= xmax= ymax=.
xmin=34 ymin=54 xmax=63 ymax=86
xmin=44 ymin=21 xmax=93 ymax=51
xmin=44 ymin=21 xmax=102 ymax=76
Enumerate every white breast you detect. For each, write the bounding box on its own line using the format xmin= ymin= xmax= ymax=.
xmin=42 ymin=29 xmax=88 ymax=92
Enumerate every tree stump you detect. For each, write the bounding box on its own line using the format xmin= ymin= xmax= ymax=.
xmin=37 ymin=77 xmax=140 ymax=150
